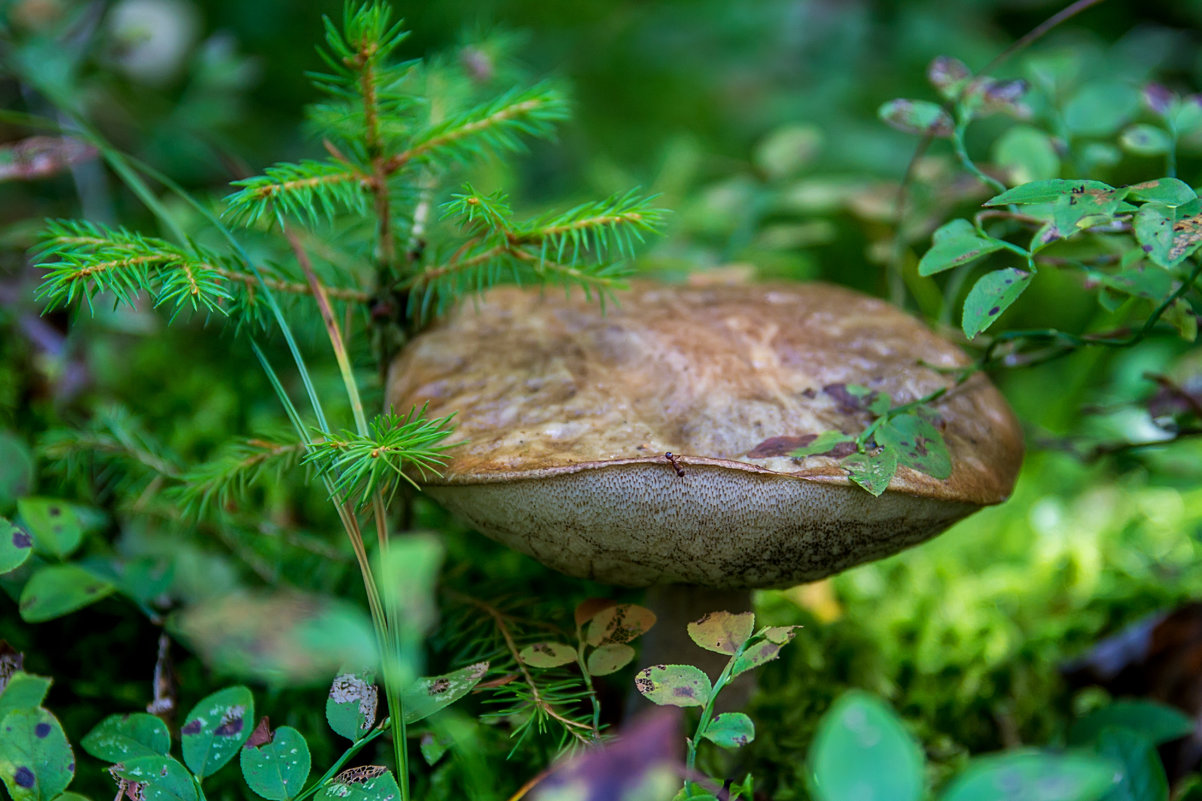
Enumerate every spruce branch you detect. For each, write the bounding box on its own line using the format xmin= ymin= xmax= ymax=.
xmin=224 ymin=159 xmax=369 ymax=227
xmin=176 ymin=433 xmax=310 ymax=516
xmin=303 ymin=407 xmax=457 ymax=507
xmin=386 ymin=83 xmax=570 ymax=171
xmin=35 ymin=219 xmax=231 ymax=316
xmin=515 ymin=188 xmax=668 ymax=264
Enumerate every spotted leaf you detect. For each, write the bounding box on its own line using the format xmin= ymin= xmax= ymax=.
xmin=326 ymin=670 xmax=377 ymax=741
xmin=875 ymin=414 xmax=951 ymax=480
xmin=701 ymin=712 xmax=755 ymax=749
xmin=19 ymin=564 xmax=114 ymax=623
xmin=0 ymin=707 xmax=74 ymax=801
xmin=585 ymin=604 xmax=656 ymax=646
xmin=401 ymin=661 xmax=489 ymax=724
xmin=634 ymin=664 xmax=711 ymax=708
xmin=180 ymin=686 xmax=253 ymax=778
xmin=518 ymin=642 xmax=577 ymax=669
xmin=112 ymin=756 xmax=198 ymax=801
xmin=687 ymin=611 xmax=755 ymax=655
xmin=239 ymin=725 xmax=310 ymax=801
xmin=962 ymin=267 xmax=1033 ymax=339
xmin=82 ymin=713 xmax=170 ymax=763
xmin=0 ymin=518 xmax=32 ymax=574
xmin=16 ymin=499 xmax=82 ymax=560
xmin=731 ymin=626 xmax=801 ymax=678
xmin=586 ymin=644 xmax=635 ymax=676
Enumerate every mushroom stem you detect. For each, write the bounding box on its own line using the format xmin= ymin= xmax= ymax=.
xmin=635 ymin=584 xmax=755 ymax=714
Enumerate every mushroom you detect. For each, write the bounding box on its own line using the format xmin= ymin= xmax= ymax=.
xmin=386 ymin=281 xmax=1023 ymax=686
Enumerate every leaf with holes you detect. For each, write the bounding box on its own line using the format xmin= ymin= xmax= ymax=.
xmin=112 ymin=756 xmax=198 ymax=801
xmin=962 ymin=267 xmax=1033 ymax=339
xmin=240 ymin=725 xmax=310 ymax=801
xmin=0 ymin=707 xmax=74 ymax=801
xmin=585 ymin=604 xmax=657 ymax=646
xmin=401 ymin=661 xmax=489 ymax=724
xmin=586 ymin=644 xmax=635 ymax=676
xmin=842 ymin=449 xmax=898 ymax=497
xmin=0 ymin=674 xmax=51 ymax=718
xmin=687 ymin=611 xmax=755 ymax=655
xmin=878 ymin=99 xmax=953 ymax=137
xmin=16 ymin=499 xmax=82 ymax=560
xmin=940 ymin=752 xmax=1115 ymax=801
xmin=986 ymin=179 xmax=1117 ymax=206
xmin=1134 ymin=202 xmax=1202 ymax=269
xmin=19 ymin=564 xmax=115 ymax=622
xmin=82 ymin=713 xmax=170 ymax=763
xmin=326 ymin=670 xmax=377 ymax=741
xmin=0 ymin=519 xmax=32 ymax=574
xmin=316 ymin=767 xmax=400 ymax=801
xmin=731 ymin=626 xmax=800 ymax=678
xmin=875 ymin=414 xmax=951 ymax=480
xmin=807 ymin=692 xmax=922 ymax=801
xmin=180 ymin=686 xmax=253 ymax=778
xmin=634 ymin=665 xmax=711 ymax=708
xmin=918 ymin=223 xmax=1004 ymax=276
xmin=518 ymin=642 xmax=577 ymax=669
xmin=701 ymin=712 xmax=755 ymax=750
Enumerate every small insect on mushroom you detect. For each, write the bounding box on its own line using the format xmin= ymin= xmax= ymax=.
xmin=664 ymin=451 xmax=685 ymax=478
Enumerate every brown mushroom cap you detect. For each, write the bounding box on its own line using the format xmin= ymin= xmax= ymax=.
xmin=387 ymin=281 xmax=1023 ymax=589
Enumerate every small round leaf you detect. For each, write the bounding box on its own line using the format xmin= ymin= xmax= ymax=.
xmin=586 ymin=644 xmax=635 ymax=676
xmin=240 ymin=725 xmax=311 ymax=801
xmin=585 ymin=604 xmax=657 ymax=647
xmin=0 ymin=519 xmax=33 ymax=574
xmin=112 ymin=756 xmax=198 ymax=801
xmin=181 ymin=686 xmax=254 ymax=778
xmin=687 ymin=611 xmax=755 ymax=655
xmin=518 ymin=642 xmax=577 ymax=669
xmin=19 ymin=565 xmax=115 ymax=623
xmin=81 ymin=713 xmax=170 ymax=762
xmin=326 ymin=670 xmax=377 ymax=741
xmin=940 ymin=751 xmax=1116 ymax=801
xmin=0 ymin=707 xmax=74 ymax=801
xmin=634 ymin=665 xmax=711 ymax=708
xmin=807 ymin=692 xmax=922 ymax=801
xmin=701 ymin=712 xmax=755 ymax=749
xmin=962 ymin=267 xmax=1033 ymax=339
xmin=16 ymin=499 xmax=82 ymax=560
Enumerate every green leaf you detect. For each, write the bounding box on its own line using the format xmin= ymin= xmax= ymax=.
xmin=1068 ymin=701 xmax=1194 ymax=747
xmin=986 ymin=180 xmax=1117 ymax=206
xmin=0 ymin=707 xmax=75 ymax=801
xmin=317 ymin=768 xmax=400 ymax=801
xmin=790 ymin=431 xmax=855 ymax=459
xmin=940 ymin=751 xmax=1116 ymax=801
xmin=586 ymin=644 xmax=635 ymax=676
xmin=994 ymin=126 xmax=1060 ymax=184
xmin=843 ymin=448 xmax=898 ymax=497
xmin=634 ymin=664 xmax=712 ymax=708
xmin=1133 ymin=202 xmax=1202 ymax=269
xmin=0 ymin=433 xmax=34 ymax=514
xmin=19 ymin=564 xmax=115 ymax=622
xmin=753 ymin=124 xmax=821 ymax=180
xmin=730 ymin=626 xmax=800 ymax=678
xmin=687 ymin=611 xmax=755 ymax=655
xmin=518 ymin=642 xmax=577 ymax=669
xmin=0 ymin=518 xmax=33 ymax=574
xmin=401 ymin=661 xmax=489 ymax=724
xmin=420 ymin=733 xmax=448 ymax=766
xmin=962 ymin=267 xmax=1033 ymax=339
xmin=875 ymin=414 xmax=952 ymax=480
xmin=81 ymin=713 xmax=170 ymax=763
xmin=326 ymin=670 xmax=378 ymax=741
xmin=1120 ymin=125 xmax=1172 ymax=156
xmin=585 ymin=603 xmax=657 ymax=646
xmin=918 ymin=227 xmax=1004 ymax=277
xmin=1127 ymin=179 xmax=1196 ymax=207
xmin=701 ymin=712 xmax=755 ymax=749
xmin=878 ymin=99 xmax=953 ymax=137
xmin=1064 ymin=81 xmax=1142 ymax=136
xmin=180 ymin=686 xmax=254 ymax=778
xmin=807 ymin=691 xmax=923 ymax=801
xmin=0 ymin=674 xmax=52 ymax=717
xmin=240 ymin=725 xmax=310 ymax=801
xmin=1094 ymin=728 xmax=1168 ymax=801
xmin=16 ymin=499 xmax=82 ymax=560
xmin=1164 ymin=298 xmax=1198 ymax=342
xmin=112 ymin=756 xmax=198 ymax=801
xmin=1092 ymin=264 xmax=1172 ymax=302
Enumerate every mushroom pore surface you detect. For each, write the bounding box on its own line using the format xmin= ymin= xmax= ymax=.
xmin=387 ymin=282 xmax=1023 ymax=589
